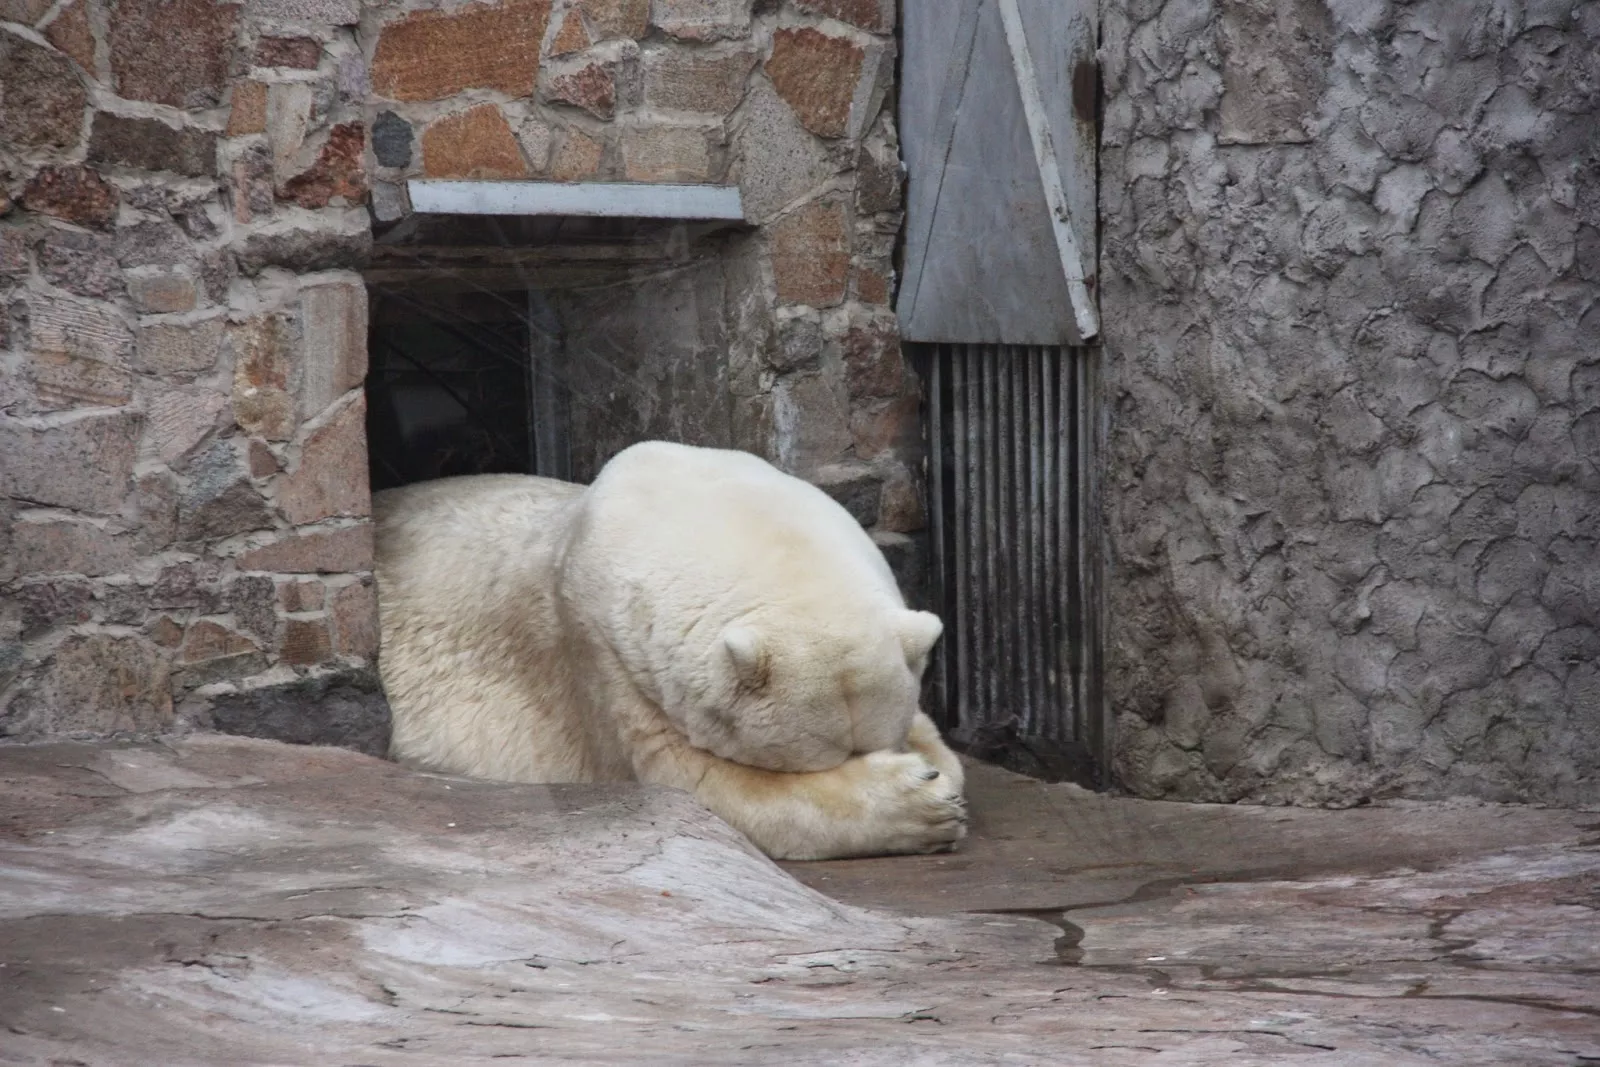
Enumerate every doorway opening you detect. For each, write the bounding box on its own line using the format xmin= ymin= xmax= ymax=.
xmin=362 ymin=214 xmax=749 ymax=495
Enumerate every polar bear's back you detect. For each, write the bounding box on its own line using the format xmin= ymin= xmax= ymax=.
xmin=582 ymin=442 xmax=903 ymax=609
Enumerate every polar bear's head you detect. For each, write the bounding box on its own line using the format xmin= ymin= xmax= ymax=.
xmin=676 ymin=609 xmax=945 ymax=773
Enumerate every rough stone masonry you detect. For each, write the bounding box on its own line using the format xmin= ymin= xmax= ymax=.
xmin=1100 ymin=0 xmax=1600 ymax=805
xmin=0 ymin=0 xmax=921 ymax=748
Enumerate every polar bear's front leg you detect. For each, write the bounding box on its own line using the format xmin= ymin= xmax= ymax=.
xmin=906 ymin=712 xmax=965 ymax=792
xmin=629 ymin=718 xmax=967 ymax=861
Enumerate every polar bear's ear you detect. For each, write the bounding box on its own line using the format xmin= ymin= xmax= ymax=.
xmin=723 ymin=626 xmax=768 ymax=688
xmin=898 ymin=611 xmax=944 ymax=666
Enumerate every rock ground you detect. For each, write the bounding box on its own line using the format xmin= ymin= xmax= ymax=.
xmin=1 ymin=737 xmax=1596 ymax=1064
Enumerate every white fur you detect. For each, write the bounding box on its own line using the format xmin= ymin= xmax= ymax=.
xmin=374 ymin=442 xmax=966 ymax=860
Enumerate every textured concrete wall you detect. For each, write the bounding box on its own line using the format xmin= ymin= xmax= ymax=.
xmin=1100 ymin=0 xmax=1600 ymax=804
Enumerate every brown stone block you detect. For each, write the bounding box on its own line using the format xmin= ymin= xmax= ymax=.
xmin=299 ymin=279 xmax=367 ymax=420
xmin=136 ymin=316 xmax=224 ymax=377
xmin=231 ymin=143 xmax=274 ymax=225
xmin=854 ymin=263 xmax=889 ymax=305
xmin=329 ymin=578 xmax=377 ymax=658
xmin=28 ymin=291 xmax=134 ymax=365
xmin=35 ymin=228 xmax=124 ymax=299
xmin=549 ymin=9 xmax=591 ymax=55
xmin=0 ymin=33 xmax=88 ymax=150
xmin=242 ymin=0 xmax=356 ymax=24
xmin=876 ymin=468 xmax=924 ymax=532
xmin=0 ymin=0 xmax=52 ymax=24
xmin=247 ymin=439 xmax=279 ymax=478
xmin=148 ymin=615 xmax=184 ymax=647
xmin=109 ymin=0 xmax=239 ymax=108
xmin=544 ymin=60 xmax=616 ymax=119
xmin=235 ymin=222 xmax=371 ymax=276
xmin=40 ymin=634 xmax=173 ymax=732
xmin=421 ymin=105 xmax=529 ymax=180
xmin=549 ymin=128 xmax=604 ymax=181
xmin=622 ymin=125 xmax=710 ymax=182
xmin=0 ymin=411 xmax=140 ymax=514
xmin=145 ymin=387 xmax=227 ymax=463
xmin=127 ymin=269 xmax=198 ymax=314
xmin=254 ymin=35 xmax=322 ymax=69
xmin=174 ymin=648 xmax=269 ymax=689
xmin=10 ymin=517 xmax=136 ymax=577
xmin=43 ymin=0 xmax=96 ymax=72
xmin=854 ymin=133 xmax=901 ymax=215
xmin=279 ymin=616 xmax=331 ymax=665
xmin=277 ymin=578 xmax=323 ymax=612
xmin=650 ymin=0 xmax=749 ymax=41
xmin=29 ymin=350 xmax=133 ymax=410
xmin=180 ymin=619 xmax=260 ymax=664
xmin=769 ymin=198 xmax=849 ymax=307
xmin=371 ymin=0 xmax=551 ymax=102
xmin=237 ymin=523 xmax=374 ymax=573
xmin=229 ymin=314 xmax=296 ymax=441
xmin=279 ymin=122 xmax=368 ymax=209
xmin=841 ymin=310 xmax=902 ymax=399
xmin=112 ymin=218 xmax=194 ymax=272
xmin=226 ymin=574 xmax=276 ymax=641
xmin=133 ymin=470 xmax=178 ymax=549
xmin=1 ymin=229 xmax=30 ymax=283
xmin=773 ymin=371 xmax=852 ymax=471
xmin=277 ymin=395 xmax=371 ymax=525
xmin=178 ymin=441 xmax=275 ymax=542
xmin=15 ymin=577 xmax=96 ymax=639
xmin=849 ymin=392 xmax=918 ymax=460
xmin=580 ymin=0 xmax=646 ymax=39
xmin=643 ymin=45 xmax=756 ymax=114
xmin=149 ymin=558 xmax=222 ymax=610
xmin=177 ymin=477 xmax=274 ymax=542
xmin=763 ymin=26 xmax=864 ymax=139
xmin=227 ymin=80 xmax=269 ymax=137
xmin=88 ymin=113 xmax=217 ymax=177
xmin=795 ymin=0 xmax=891 ymax=33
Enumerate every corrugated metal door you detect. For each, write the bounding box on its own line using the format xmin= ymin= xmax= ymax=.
xmin=899 ymin=0 xmax=1105 ymax=783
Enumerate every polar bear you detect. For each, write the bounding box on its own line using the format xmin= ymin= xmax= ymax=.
xmin=372 ymin=441 xmax=966 ymax=860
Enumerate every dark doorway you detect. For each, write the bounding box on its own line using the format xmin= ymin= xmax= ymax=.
xmin=365 ymin=285 xmax=554 ymax=492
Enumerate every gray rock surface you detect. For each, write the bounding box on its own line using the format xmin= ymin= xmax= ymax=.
xmin=2 ymin=740 xmax=1596 ymax=1064
xmin=1100 ymin=0 xmax=1600 ymax=805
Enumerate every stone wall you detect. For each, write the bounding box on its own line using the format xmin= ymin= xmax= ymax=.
xmin=358 ymin=0 xmax=926 ymax=585
xmin=1 ymin=0 xmax=923 ymax=747
xmin=1100 ymin=0 xmax=1600 ymax=804
xmin=2 ymin=0 xmax=388 ymax=748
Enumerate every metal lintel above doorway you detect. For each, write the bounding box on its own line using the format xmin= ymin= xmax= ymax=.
xmin=407 ymin=180 xmax=746 ymax=222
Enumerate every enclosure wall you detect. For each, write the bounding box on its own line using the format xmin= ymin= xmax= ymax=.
xmin=1100 ymin=0 xmax=1600 ymax=803
xmin=1 ymin=0 xmax=923 ymax=745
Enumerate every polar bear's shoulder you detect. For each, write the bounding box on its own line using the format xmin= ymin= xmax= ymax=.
xmin=374 ymin=473 xmax=581 ymax=565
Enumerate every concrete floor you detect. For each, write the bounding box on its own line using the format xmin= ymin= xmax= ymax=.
xmin=1 ymin=738 xmax=1597 ymax=1064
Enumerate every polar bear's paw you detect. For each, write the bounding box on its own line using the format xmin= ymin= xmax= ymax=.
xmin=854 ymin=750 xmax=969 ymax=856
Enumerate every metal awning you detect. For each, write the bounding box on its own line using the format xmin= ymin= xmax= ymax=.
xmin=406 ymin=180 xmax=745 ymax=222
